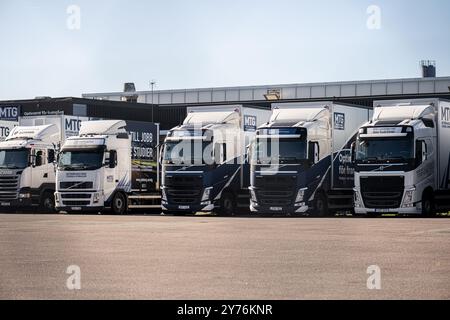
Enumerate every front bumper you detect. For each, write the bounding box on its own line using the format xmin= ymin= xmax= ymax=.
xmin=0 ymin=198 xmax=33 ymax=210
xmin=55 ymin=191 xmax=104 ymax=212
xmin=161 ymin=201 xmax=214 ymax=213
xmin=56 ymin=206 xmax=105 ymax=213
xmin=250 ymin=201 xmax=308 ymax=215
xmin=354 ymin=205 xmax=421 ymax=215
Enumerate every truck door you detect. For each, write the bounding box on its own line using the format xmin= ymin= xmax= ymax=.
xmin=104 ymin=150 xmax=118 ymax=201
xmin=30 ymin=148 xmax=47 ymax=192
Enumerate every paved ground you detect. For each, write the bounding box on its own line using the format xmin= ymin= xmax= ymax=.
xmin=0 ymin=213 xmax=449 ymax=300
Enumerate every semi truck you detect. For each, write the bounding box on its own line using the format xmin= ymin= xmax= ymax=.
xmin=55 ymin=119 xmax=160 ymax=214
xmin=353 ymin=98 xmax=450 ymax=216
xmin=160 ymin=105 xmax=271 ymax=215
xmin=249 ymin=102 xmax=371 ymax=216
xmin=0 ymin=114 xmax=88 ymax=211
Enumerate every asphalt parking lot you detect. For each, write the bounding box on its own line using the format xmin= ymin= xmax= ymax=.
xmin=0 ymin=213 xmax=449 ymax=300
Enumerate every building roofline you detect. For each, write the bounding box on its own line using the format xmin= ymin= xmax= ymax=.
xmin=82 ymin=76 xmax=450 ymax=97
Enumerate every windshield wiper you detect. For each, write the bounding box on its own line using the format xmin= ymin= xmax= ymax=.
xmin=359 ymin=157 xmax=378 ymax=163
xmin=59 ymin=164 xmax=94 ymax=171
xmin=278 ymin=157 xmax=302 ymax=164
xmin=385 ymin=156 xmax=407 ymax=162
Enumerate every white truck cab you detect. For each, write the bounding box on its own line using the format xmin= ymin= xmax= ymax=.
xmin=56 ymin=120 xmax=160 ymax=214
xmin=353 ymin=98 xmax=450 ymax=216
xmin=0 ymin=125 xmax=59 ymax=211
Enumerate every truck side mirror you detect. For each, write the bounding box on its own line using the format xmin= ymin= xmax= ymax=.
xmin=28 ymin=154 xmax=36 ymax=167
xmin=244 ymin=145 xmax=251 ymax=164
xmin=158 ymin=144 xmax=164 ymax=165
xmin=35 ymin=152 xmax=43 ymax=167
xmin=308 ymin=142 xmax=319 ymax=165
xmin=214 ymin=143 xmax=221 ymax=164
xmin=48 ymin=149 xmax=55 ymax=164
xmin=421 ymin=141 xmax=427 ymax=162
xmin=109 ymin=150 xmax=117 ymax=168
xmin=350 ymin=142 xmax=356 ymax=162
xmin=415 ymin=140 xmax=426 ymax=167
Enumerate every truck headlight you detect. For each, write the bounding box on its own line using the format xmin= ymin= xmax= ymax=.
xmin=54 ymin=193 xmax=59 ymax=203
xmin=249 ymin=189 xmax=257 ymax=202
xmin=19 ymin=193 xmax=31 ymax=199
xmin=353 ymin=189 xmax=362 ymax=208
xmin=161 ymin=188 xmax=167 ymax=201
xmin=295 ymin=188 xmax=308 ymax=203
xmin=201 ymin=187 xmax=212 ymax=201
xmin=402 ymin=188 xmax=415 ymax=208
xmin=93 ymin=192 xmax=100 ymax=203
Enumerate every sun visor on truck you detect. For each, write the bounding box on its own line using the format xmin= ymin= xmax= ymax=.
xmin=79 ymin=120 xmax=127 ymax=136
xmin=6 ymin=124 xmax=60 ymax=142
xmin=270 ymin=107 xmax=330 ymax=124
xmin=183 ymin=110 xmax=240 ymax=126
xmin=373 ymin=105 xmax=435 ymax=122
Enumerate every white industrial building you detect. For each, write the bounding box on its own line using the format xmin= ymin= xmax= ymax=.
xmin=83 ymin=76 xmax=450 ymax=107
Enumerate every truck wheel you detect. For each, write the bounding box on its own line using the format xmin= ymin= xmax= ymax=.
xmin=313 ymin=193 xmax=328 ymax=217
xmin=112 ymin=192 xmax=127 ymax=215
xmin=422 ymin=192 xmax=435 ymax=217
xmin=40 ymin=192 xmax=56 ymax=213
xmin=216 ymin=192 xmax=235 ymax=216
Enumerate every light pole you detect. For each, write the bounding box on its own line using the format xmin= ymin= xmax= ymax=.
xmin=150 ymin=80 xmax=156 ymax=122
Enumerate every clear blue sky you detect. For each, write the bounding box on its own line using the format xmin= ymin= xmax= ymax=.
xmin=0 ymin=0 xmax=449 ymax=100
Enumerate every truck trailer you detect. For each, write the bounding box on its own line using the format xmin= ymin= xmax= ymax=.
xmin=55 ymin=119 xmax=160 ymax=214
xmin=249 ymin=102 xmax=371 ymax=216
xmin=160 ymin=105 xmax=271 ymax=215
xmin=0 ymin=114 xmax=88 ymax=211
xmin=353 ymin=98 xmax=450 ymax=216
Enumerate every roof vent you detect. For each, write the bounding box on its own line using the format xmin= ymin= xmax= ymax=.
xmin=420 ymin=60 xmax=436 ymax=78
xmin=122 ymin=82 xmax=138 ymax=103
xmin=123 ymin=82 xmax=136 ymax=92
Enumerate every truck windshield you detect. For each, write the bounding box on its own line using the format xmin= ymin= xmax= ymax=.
xmin=252 ymin=138 xmax=307 ymax=164
xmin=356 ymin=137 xmax=414 ymax=163
xmin=58 ymin=149 xmax=104 ymax=171
xmin=0 ymin=149 xmax=29 ymax=169
xmin=163 ymin=141 xmax=212 ymax=165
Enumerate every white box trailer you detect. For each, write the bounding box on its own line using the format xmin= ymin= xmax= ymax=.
xmin=353 ymin=98 xmax=450 ymax=215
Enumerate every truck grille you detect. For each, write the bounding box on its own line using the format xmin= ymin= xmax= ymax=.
xmin=167 ymin=187 xmax=202 ymax=205
xmin=59 ymin=181 xmax=93 ymax=190
xmin=61 ymin=194 xmax=91 ymax=199
xmin=360 ymin=176 xmax=404 ymax=208
xmin=62 ymin=200 xmax=91 ymax=206
xmin=0 ymin=175 xmax=19 ymax=200
xmin=254 ymin=175 xmax=296 ymax=206
xmin=165 ymin=175 xmax=203 ymax=205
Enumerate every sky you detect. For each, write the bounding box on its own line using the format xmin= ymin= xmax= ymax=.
xmin=0 ymin=0 xmax=449 ymax=100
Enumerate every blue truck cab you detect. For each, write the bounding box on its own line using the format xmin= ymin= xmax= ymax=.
xmin=161 ymin=105 xmax=271 ymax=215
xmin=249 ymin=102 xmax=371 ymax=216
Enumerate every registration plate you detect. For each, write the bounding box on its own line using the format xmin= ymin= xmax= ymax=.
xmin=178 ymin=205 xmax=190 ymax=210
xmin=1 ymin=202 xmax=10 ymax=206
xmin=375 ymin=208 xmax=390 ymax=213
xmin=270 ymin=207 xmax=283 ymax=211
xmin=71 ymin=207 xmax=82 ymax=211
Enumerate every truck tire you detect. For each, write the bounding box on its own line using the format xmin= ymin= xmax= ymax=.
xmin=313 ymin=193 xmax=328 ymax=217
xmin=40 ymin=192 xmax=56 ymax=213
xmin=216 ymin=192 xmax=235 ymax=216
xmin=422 ymin=192 xmax=435 ymax=217
xmin=112 ymin=192 xmax=127 ymax=215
